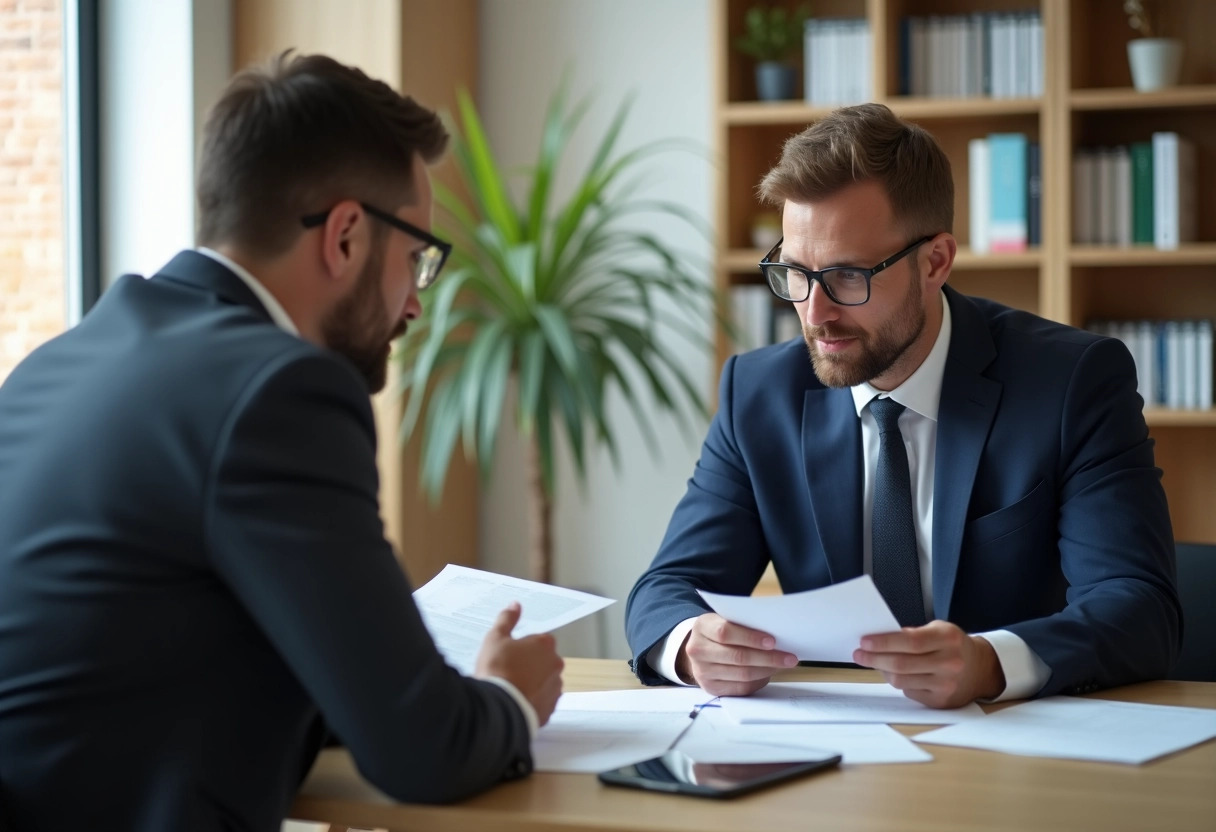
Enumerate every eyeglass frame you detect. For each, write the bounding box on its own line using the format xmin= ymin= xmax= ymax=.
xmin=300 ymin=201 xmax=452 ymax=290
xmin=758 ymin=235 xmax=935 ymax=306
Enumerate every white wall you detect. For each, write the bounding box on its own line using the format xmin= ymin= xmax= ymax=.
xmin=99 ymin=0 xmax=231 ymax=285
xmin=477 ymin=0 xmax=715 ymax=660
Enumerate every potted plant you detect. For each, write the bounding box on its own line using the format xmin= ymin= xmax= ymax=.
xmin=735 ymin=3 xmax=809 ymax=101
xmin=1124 ymin=0 xmax=1183 ymax=91
xmin=398 ymin=86 xmax=717 ymax=584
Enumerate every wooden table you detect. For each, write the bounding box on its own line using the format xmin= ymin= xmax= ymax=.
xmin=290 ymin=658 xmax=1216 ymax=832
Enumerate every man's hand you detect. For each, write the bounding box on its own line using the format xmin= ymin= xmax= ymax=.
xmin=474 ymin=602 xmax=564 ymax=726
xmin=677 ymin=613 xmax=798 ymax=696
xmin=852 ymin=620 xmax=1005 ymax=708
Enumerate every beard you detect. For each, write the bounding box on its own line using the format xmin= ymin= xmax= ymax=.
xmin=321 ymin=240 xmax=406 ymax=394
xmin=803 ymin=273 xmax=924 ymax=388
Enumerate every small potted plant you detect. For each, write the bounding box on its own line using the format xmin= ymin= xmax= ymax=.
xmin=1124 ymin=0 xmax=1183 ymax=91
xmin=735 ymin=3 xmax=809 ymax=101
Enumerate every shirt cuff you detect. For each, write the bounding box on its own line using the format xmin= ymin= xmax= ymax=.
xmin=483 ymin=676 xmax=538 ymax=741
xmin=977 ymin=629 xmax=1051 ymax=701
xmin=646 ymin=617 xmax=698 ymax=685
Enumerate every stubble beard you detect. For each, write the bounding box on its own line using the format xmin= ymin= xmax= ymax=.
xmin=803 ymin=276 xmax=925 ymax=388
xmin=321 ymin=240 xmax=406 ymax=394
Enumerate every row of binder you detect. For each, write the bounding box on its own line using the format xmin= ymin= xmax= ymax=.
xmin=1089 ymin=319 xmax=1214 ymax=410
xmin=1073 ymin=133 xmax=1198 ymax=249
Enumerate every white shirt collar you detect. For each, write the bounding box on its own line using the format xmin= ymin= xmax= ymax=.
xmin=196 ymin=247 xmax=300 ymax=336
xmin=850 ymin=289 xmax=951 ymax=420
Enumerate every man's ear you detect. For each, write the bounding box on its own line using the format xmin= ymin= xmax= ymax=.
xmin=922 ymin=233 xmax=956 ymax=291
xmin=319 ymin=199 xmax=367 ymax=285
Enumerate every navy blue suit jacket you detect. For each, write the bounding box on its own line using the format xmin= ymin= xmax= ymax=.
xmin=626 ymin=287 xmax=1180 ymax=697
xmin=0 ymin=252 xmax=531 ymax=832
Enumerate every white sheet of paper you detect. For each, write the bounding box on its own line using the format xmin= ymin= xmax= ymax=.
xmin=532 ymin=711 xmax=687 ymax=773
xmin=914 ymin=696 xmax=1216 ymax=764
xmin=697 ymin=575 xmax=900 ymax=662
xmin=719 ymin=682 xmax=986 ymax=725
xmin=412 ymin=564 xmax=614 ymax=674
xmin=556 ymin=687 xmax=715 ymax=714
xmin=678 ymin=708 xmax=933 ymax=765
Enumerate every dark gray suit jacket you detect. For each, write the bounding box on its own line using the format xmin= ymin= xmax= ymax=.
xmin=627 ymin=287 xmax=1181 ymax=697
xmin=0 ymin=251 xmax=531 ymax=831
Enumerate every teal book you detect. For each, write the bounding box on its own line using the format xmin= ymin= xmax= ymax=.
xmin=1130 ymin=141 xmax=1154 ymax=245
xmin=988 ymin=132 xmax=1028 ymax=252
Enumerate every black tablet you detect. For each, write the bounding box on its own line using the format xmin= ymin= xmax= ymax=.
xmin=598 ymin=749 xmax=841 ymax=799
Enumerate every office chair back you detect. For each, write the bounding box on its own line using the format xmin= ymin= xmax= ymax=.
xmin=1169 ymin=542 xmax=1216 ymax=682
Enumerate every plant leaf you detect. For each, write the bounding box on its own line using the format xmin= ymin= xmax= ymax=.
xmin=454 ymin=89 xmax=521 ymax=245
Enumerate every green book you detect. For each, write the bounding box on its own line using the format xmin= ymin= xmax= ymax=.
xmin=1130 ymin=141 xmax=1154 ymax=245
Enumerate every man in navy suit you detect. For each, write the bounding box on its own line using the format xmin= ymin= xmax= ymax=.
xmin=626 ymin=103 xmax=1179 ymax=708
xmin=0 ymin=53 xmax=563 ymax=831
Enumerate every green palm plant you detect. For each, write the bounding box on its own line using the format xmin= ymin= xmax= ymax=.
xmin=397 ymin=86 xmax=718 ymax=584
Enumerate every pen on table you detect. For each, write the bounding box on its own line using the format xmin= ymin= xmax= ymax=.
xmin=666 ymin=696 xmax=722 ymax=752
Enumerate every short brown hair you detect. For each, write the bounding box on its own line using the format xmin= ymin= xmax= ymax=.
xmin=757 ymin=103 xmax=953 ymax=237
xmin=196 ymin=51 xmax=449 ymax=257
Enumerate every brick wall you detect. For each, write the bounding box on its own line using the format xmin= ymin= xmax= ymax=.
xmin=0 ymin=0 xmax=63 ymax=383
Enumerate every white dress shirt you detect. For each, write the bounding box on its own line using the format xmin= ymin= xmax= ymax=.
xmin=650 ymin=292 xmax=1050 ymax=701
xmin=192 ymin=247 xmax=540 ymax=738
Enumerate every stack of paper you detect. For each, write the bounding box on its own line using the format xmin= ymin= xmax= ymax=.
xmin=915 ymin=697 xmax=1216 ymax=764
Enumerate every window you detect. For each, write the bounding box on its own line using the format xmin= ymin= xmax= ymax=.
xmin=0 ymin=0 xmax=66 ymax=382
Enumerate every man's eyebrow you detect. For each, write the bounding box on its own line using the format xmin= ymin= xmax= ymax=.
xmin=778 ymin=251 xmax=868 ymax=271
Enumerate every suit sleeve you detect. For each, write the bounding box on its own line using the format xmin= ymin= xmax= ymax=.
xmin=204 ymin=352 xmax=531 ymax=803
xmin=1009 ymin=336 xmax=1181 ymax=696
xmin=625 ymin=355 xmax=773 ymax=684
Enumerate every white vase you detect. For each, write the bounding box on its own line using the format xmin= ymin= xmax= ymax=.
xmin=1127 ymin=38 xmax=1184 ymax=91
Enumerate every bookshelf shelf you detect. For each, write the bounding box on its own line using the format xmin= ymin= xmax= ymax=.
xmin=886 ymin=96 xmax=1042 ymax=120
xmin=722 ymin=101 xmax=837 ymax=126
xmin=722 ymin=247 xmax=1045 ymax=274
xmin=1069 ymin=243 xmax=1216 ymax=266
xmin=952 ymin=248 xmax=1044 ymax=269
xmin=722 ymin=96 xmax=1044 ymax=126
xmin=1145 ymin=408 xmax=1216 ymax=428
xmin=1070 ymin=85 xmax=1216 ymax=112
xmin=715 ymin=0 xmax=1216 ymax=542
xmin=722 ymin=249 xmax=762 ymax=274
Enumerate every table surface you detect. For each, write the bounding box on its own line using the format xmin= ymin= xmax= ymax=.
xmin=291 ymin=658 xmax=1216 ymax=832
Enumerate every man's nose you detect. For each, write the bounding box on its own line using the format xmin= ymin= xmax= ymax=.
xmin=803 ymin=279 xmax=841 ymax=327
xmin=403 ymin=285 xmax=422 ymax=322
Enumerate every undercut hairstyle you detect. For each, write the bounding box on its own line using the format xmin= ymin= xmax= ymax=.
xmin=757 ymin=103 xmax=953 ymax=238
xmin=195 ymin=51 xmax=449 ymax=258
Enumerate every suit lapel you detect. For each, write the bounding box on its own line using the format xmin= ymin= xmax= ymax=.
xmin=932 ymin=287 xmax=1001 ymax=620
xmin=804 ymin=386 xmax=864 ymax=583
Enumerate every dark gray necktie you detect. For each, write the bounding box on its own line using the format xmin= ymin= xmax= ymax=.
xmin=870 ymin=397 xmax=926 ymax=627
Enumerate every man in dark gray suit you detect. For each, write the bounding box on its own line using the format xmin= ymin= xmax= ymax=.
xmin=0 ymin=52 xmax=563 ymax=831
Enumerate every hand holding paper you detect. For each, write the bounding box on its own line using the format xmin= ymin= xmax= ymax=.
xmin=413 ymin=564 xmax=614 ymax=674
xmin=474 ymin=602 xmax=565 ymax=726
xmin=678 ymin=612 xmax=801 ymax=697
xmin=697 ymin=575 xmax=900 ymax=663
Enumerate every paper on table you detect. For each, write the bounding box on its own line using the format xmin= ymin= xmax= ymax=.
xmin=914 ymin=696 xmax=1216 ymax=764
xmin=698 ymin=575 xmax=900 ymax=662
xmin=719 ymin=682 xmax=986 ymax=725
xmin=678 ymin=708 xmax=933 ymax=765
xmin=412 ymin=564 xmax=614 ymax=674
xmin=535 ymin=700 xmax=931 ymax=772
xmin=532 ymin=710 xmax=687 ymax=773
xmin=557 ymin=687 xmax=714 ymax=714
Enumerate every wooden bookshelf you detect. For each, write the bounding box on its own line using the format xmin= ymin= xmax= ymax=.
xmin=713 ymin=0 xmax=1216 ymax=544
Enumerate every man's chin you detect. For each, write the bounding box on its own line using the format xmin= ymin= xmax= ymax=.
xmin=806 ymin=343 xmax=864 ymax=388
xmin=364 ymin=369 xmax=388 ymax=395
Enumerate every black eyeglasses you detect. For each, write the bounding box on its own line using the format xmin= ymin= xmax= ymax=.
xmin=300 ymin=202 xmax=452 ymax=290
xmin=759 ymin=236 xmax=933 ymax=305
